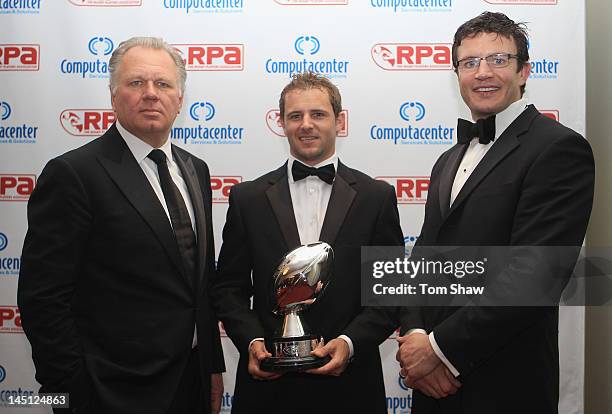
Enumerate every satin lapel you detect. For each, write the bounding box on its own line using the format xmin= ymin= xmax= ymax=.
xmin=438 ymin=144 xmax=468 ymax=219
xmin=96 ymin=126 xmax=185 ymax=281
xmin=319 ymin=162 xmax=357 ymax=245
xmin=447 ymin=105 xmax=537 ymax=217
xmin=265 ymin=164 xmax=301 ymax=250
xmin=173 ymin=146 xmax=207 ymax=292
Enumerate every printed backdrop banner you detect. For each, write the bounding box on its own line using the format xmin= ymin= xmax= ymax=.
xmin=1 ymin=1 xmax=584 ymax=413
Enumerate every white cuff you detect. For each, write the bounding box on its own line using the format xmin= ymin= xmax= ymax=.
xmin=337 ymin=335 xmax=354 ymax=358
xmin=405 ymin=328 xmax=427 ymax=337
xmin=248 ymin=337 xmax=264 ymax=351
xmin=429 ymin=331 xmax=460 ymax=377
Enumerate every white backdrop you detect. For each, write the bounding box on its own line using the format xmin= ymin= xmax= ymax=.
xmin=0 ymin=1 xmax=584 ymax=413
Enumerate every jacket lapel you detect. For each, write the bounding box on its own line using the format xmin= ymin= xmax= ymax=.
xmin=438 ymin=144 xmax=468 ymax=218
xmin=265 ymin=163 xmax=301 ymax=250
xmin=319 ymin=161 xmax=357 ymax=245
xmin=446 ymin=105 xmax=538 ymax=217
xmin=96 ymin=125 xmax=186 ymax=282
xmin=173 ymin=146 xmax=208 ymax=292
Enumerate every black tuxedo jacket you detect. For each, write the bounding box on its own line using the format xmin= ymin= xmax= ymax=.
xmin=18 ymin=124 xmax=224 ymax=413
xmin=212 ymin=161 xmax=403 ymax=413
xmin=401 ymin=105 xmax=595 ymax=414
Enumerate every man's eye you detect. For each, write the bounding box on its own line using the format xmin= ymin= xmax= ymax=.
xmin=129 ymin=80 xmax=143 ymax=86
xmin=464 ymin=59 xmax=478 ymax=69
xmin=157 ymin=82 xmax=170 ymax=88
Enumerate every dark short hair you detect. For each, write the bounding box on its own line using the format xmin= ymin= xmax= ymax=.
xmin=452 ymin=12 xmax=530 ymax=93
xmin=279 ymin=72 xmax=342 ymax=119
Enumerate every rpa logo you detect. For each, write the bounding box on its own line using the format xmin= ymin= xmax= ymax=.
xmin=265 ymin=109 xmax=349 ymax=137
xmin=371 ymin=43 xmax=451 ymax=71
xmin=60 ymin=109 xmax=115 ymax=136
xmin=0 ymin=101 xmax=39 ymax=144
xmin=0 ymin=44 xmax=39 ymax=71
xmin=68 ymin=0 xmax=142 ymax=5
xmin=0 ymin=307 xmax=23 ymax=334
xmin=370 ymin=101 xmax=454 ymax=145
xmin=60 ymin=36 xmax=113 ymax=79
xmin=376 ymin=176 xmax=429 ymax=204
xmin=540 ymin=110 xmax=559 ymax=121
xmin=0 ymin=174 xmax=36 ymax=202
xmin=172 ymin=44 xmax=244 ymax=71
xmin=265 ymin=35 xmax=350 ymax=79
xmin=211 ymin=176 xmax=241 ymax=203
xmin=172 ymin=100 xmax=245 ymax=145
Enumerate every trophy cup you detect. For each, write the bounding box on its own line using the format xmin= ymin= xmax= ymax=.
xmin=260 ymin=242 xmax=333 ymax=372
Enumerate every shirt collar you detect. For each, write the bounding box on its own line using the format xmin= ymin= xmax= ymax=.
xmin=481 ymin=97 xmax=528 ymax=140
xmin=116 ymin=121 xmax=173 ymax=164
xmin=288 ymin=153 xmax=339 ymax=183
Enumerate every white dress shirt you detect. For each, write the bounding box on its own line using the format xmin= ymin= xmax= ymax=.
xmin=117 ymin=121 xmax=198 ymax=348
xmin=431 ymin=98 xmax=529 ymax=377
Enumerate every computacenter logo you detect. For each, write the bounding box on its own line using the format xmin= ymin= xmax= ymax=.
xmin=0 ymin=0 xmax=41 ymax=14
xmin=370 ymin=0 xmax=452 ymax=13
xmin=0 ymin=233 xmax=21 ymax=276
xmin=162 ymin=0 xmax=244 ymax=14
xmin=60 ymin=36 xmax=114 ymax=79
xmin=0 ymin=101 xmax=39 ymax=144
xmin=370 ymin=100 xmax=454 ymax=145
xmin=265 ymin=35 xmax=349 ymax=78
xmin=171 ymin=100 xmax=245 ymax=145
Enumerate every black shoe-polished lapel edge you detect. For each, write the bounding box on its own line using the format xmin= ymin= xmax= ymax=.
xmin=173 ymin=146 xmax=207 ymax=291
xmin=319 ymin=161 xmax=357 ymax=246
xmin=265 ymin=163 xmax=301 ymax=250
xmin=438 ymin=144 xmax=469 ymax=219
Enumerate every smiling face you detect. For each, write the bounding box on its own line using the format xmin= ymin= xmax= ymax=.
xmin=280 ymin=87 xmax=343 ymax=166
xmin=456 ymin=32 xmax=530 ymax=120
xmin=111 ymin=46 xmax=183 ymax=147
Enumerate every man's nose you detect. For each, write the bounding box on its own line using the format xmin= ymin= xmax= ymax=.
xmin=475 ymin=59 xmax=493 ymax=79
xmin=143 ymin=81 xmax=159 ymax=99
xmin=300 ymin=114 xmax=314 ymax=129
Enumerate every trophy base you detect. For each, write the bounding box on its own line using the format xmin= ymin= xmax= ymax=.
xmin=260 ymin=334 xmax=331 ymax=373
xmin=260 ymin=355 xmax=331 ymax=373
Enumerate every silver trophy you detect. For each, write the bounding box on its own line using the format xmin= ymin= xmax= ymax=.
xmin=260 ymin=242 xmax=333 ymax=372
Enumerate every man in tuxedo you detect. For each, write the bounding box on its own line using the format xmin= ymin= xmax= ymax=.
xmin=212 ymin=72 xmax=403 ymax=413
xmin=18 ymin=37 xmax=224 ymax=414
xmin=396 ymin=12 xmax=595 ymax=414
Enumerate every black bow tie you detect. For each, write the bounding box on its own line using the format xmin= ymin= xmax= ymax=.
xmin=292 ymin=161 xmax=335 ymax=185
xmin=457 ymin=115 xmax=496 ymax=145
